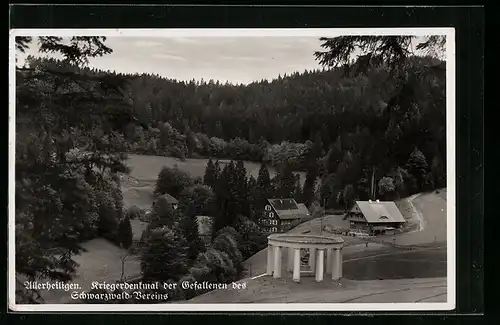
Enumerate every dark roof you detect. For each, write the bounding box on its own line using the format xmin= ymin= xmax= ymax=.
xmin=267 ymin=198 xmax=306 ymax=220
xmin=161 ymin=193 xmax=178 ymax=204
xmin=353 ymin=201 xmax=406 ymax=224
xmin=268 ymin=198 xmax=299 ymax=210
xmin=296 ymin=203 xmax=311 ymax=216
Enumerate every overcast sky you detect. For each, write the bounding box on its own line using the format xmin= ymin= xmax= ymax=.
xmin=17 ymin=37 xmax=327 ymax=85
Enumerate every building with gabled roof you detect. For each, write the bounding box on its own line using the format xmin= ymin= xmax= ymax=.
xmin=153 ymin=193 xmax=179 ymax=211
xmin=259 ymin=198 xmax=310 ymax=234
xmin=346 ymin=200 xmax=406 ymax=235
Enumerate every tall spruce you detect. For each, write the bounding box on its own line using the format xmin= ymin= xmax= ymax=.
xmin=302 ymin=162 xmax=319 ymax=208
xmin=255 ymin=163 xmax=272 ymax=209
xmin=293 ymin=175 xmax=302 ymax=202
xmin=234 ymin=160 xmax=249 ymax=217
xmin=141 ymin=226 xmax=189 ymax=282
xmin=203 ymin=158 xmax=217 ymax=189
xmin=275 ymin=163 xmax=296 ymax=198
xmin=246 ymin=175 xmax=258 ymax=221
xmin=117 ymin=215 xmax=133 ymax=249
xmin=178 ymin=201 xmax=204 ymax=262
xmin=405 ymin=148 xmax=429 ymax=191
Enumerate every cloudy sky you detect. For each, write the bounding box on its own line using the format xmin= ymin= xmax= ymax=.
xmin=17 ymin=36 xmax=327 ymax=85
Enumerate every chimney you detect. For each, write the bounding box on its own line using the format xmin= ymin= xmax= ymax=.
xmin=368 ymin=199 xmax=372 ymax=203
xmin=376 ymin=199 xmax=380 ymax=203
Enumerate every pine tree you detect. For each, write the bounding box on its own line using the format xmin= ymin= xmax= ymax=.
xmin=178 ymin=203 xmax=204 ymax=262
xmin=275 ymin=163 xmax=296 ymax=198
xmin=293 ymin=175 xmax=302 ymax=202
xmin=325 ymin=135 xmax=343 ymax=174
xmin=213 ymin=163 xmax=232 ymax=234
xmin=255 ymin=163 xmax=272 ymax=209
xmin=246 ymin=175 xmax=258 ymax=220
xmin=233 ymin=160 xmax=249 ymax=217
xmin=302 ymin=162 xmax=319 ymax=208
xmin=117 ymin=215 xmax=133 ymax=249
xmin=213 ymin=160 xmax=221 ymax=182
xmin=405 ymin=148 xmax=430 ymax=191
xmin=141 ymin=226 xmax=189 ymax=282
xmin=203 ymin=158 xmax=217 ymax=189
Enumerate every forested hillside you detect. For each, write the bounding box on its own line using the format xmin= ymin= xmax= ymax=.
xmin=23 ymin=46 xmax=445 ymax=206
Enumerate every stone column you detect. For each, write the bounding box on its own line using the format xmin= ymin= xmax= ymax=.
xmin=293 ymin=248 xmax=301 ymax=282
xmin=287 ymin=247 xmax=294 ymax=272
xmin=266 ymin=244 xmax=274 ymax=276
xmin=338 ymin=247 xmax=343 ymax=279
xmin=309 ymin=248 xmax=316 ymax=272
xmin=326 ymin=248 xmax=333 ymax=274
xmin=315 ymin=249 xmax=325 ymax=282
xmin=332 ymin=248 xmax=341 ymax=280
xmin=273 ymin=246 xmax=282 ymax=279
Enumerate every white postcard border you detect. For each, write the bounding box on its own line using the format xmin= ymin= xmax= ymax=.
xmin=8 ymin=27 xmax=456 ymax=312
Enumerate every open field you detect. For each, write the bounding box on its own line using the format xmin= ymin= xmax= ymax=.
xmin=122 ymin=153 xmax=307 ymax=211
xmin=125 ymin=154 xmax=306 ymax=183
xmin=122 ymin=183 xmax=156 ymax=210
xmin=37 ymin=238 xmax=142 ymax=303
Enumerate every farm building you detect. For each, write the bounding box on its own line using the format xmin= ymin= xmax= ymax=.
xmin=259 ymin=198 xmax=310 ymax=234
xmin=345 ymin=200 xmax=406 ymax=235
xmin=155 ymin=193 xmax=179 ymax=210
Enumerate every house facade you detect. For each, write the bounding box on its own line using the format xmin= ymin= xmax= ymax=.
xmin=259 ymin=198 xmax=310 ymax=234
xmin=346 ymin=200 xmax=406 ymax=235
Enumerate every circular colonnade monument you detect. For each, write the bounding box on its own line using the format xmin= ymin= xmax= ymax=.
xmin=266 ymin=233 xmax=344 ymax=283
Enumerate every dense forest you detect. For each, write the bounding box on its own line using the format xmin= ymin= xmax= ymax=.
xmin=14 ymin=36 xmax=447 ymax=303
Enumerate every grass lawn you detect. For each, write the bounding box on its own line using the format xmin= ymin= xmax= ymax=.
xmin=122 ymin=184 xmax=156 ymax=210
xmin=122 ymin=153 xmax=308 ymax=211
xmin=36 ymin=238 xmax=142 ymax=304
xmin=130 ymin=219 xmax=149 ymax=241
xmin=125 ymin=154 xmax=307 ymax=184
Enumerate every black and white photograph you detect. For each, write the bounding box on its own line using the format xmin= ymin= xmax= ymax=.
xmin=9 ymin=28 xmax=455 ymax=311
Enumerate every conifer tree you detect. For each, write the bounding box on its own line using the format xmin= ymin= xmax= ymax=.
xmin=117 ymin=215 xmax=133 ymax=249
xmin=141 ymin=226 xmax=188 ymax=282
xmin=255 ymin=163 xmax=272 ymax=209
xmin=405 ymin=148 xmax=430 ymax=191
xmin=302 ymin=162 xmax=319 ymax=208
xmin=203 ymin=158 xmax=217 ymax=189
xmin=275 ymin=163 xmax=296 ymax=198
xmin=293 ymin=176 xmax=302 ymax=202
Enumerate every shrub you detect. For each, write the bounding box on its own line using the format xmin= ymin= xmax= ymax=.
xmin=127 ymin=205 xmax=144 ymax=220
xmin=155 ymin=166 xmax=194 ymax=198
xmin=96 ymin=191 xmax=120 ymax=243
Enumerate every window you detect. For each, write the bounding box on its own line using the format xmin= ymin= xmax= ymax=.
xmin=272 ymin=227 xmax=277 ymax=232
xmin=269 ymin=212 xmax=274 ymax=218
